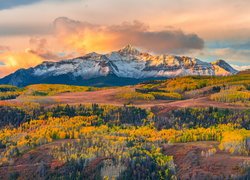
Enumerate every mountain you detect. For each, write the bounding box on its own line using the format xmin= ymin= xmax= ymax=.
xmin=211 ymin=59 xmax=238 ymax=75
xmin=238 ymin=69 xmax=250 ymax=75
xmin=0 ymin=45 xmax=238 ymax=87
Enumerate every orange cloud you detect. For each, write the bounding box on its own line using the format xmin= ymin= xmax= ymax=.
xmin=0 ymin=17 xmax=205 ymax=78
xmin=0 ymin=51 xmax=44 ymax=77
xmin=27 ymin=37 xmax=63 ymax=60
xmin=0 ymin=45 xmax=10 ymax=52
xmin=53 ymin=17 xmax=204 ymax=54
xmin=61 ymin=28 xmax=119 ymax=54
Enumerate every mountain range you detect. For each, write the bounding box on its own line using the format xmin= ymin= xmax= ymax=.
xmin=0 ymin=45 xmax=238 ymax=87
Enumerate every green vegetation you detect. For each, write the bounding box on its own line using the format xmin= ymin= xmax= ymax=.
xmin=0 ymin=84 xmax=99 ymax=101
xmin=0 ymin=91 xmax=22 ymax=100
xmin=0 ymin=103 xmax=249 ymax=178
xmin=24 ymin=84 xmax=99 ymax=96
xmin=0 ymin=113 xmax=176 ymax=179
xmin=1 ymin=104 xmax=249 ymax=129
xmin=0 ymin=85 xmax=20 ymax=92
xmin=0 ymin=106 xmax=249 ymax=178
xmin=0 ymin=104 xmax=249 ymax=146
xmin=210 ymin=85 xmax=250 ymax=105
xmin=116 ymin=91 xmax=155 ymax=101
xmin=116 ymin=88 xmax=183 ymax=101
xmin=0 ymin=85 xmax=23 ymax=100
xmin=133 ymin=73 xmax=250 ymax=105
xmin=0 ymin=104 xmax=149 ymax=128
xmin=0 ymin=73 xmax=249 ymax=178
xmin=149 ymin=92 xmax=183 ymax=100
xmin=153 ymin=107 xmax=250 ymax=130
xmin=211 ymin=90 xmax=250 ymax=103
xmin=49 ymin=136 xmax=175 ymax=179
xmin=138 ymin=73 xmax=250 ymax=94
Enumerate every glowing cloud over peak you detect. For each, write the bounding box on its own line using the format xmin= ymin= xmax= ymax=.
xmin=53 ymin=17 xmax=204 ymax=54
xmin=0 ymin=51 xmax=44 ymax=77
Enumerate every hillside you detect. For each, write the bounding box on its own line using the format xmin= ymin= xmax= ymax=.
xmin=0 ymin=73 xmax=249 ymax=179
xmin=1 ymin=72 xmax=249 ymax=107
xmin=239 ymin=69 xmax=250 ymax=75
xmin=1 ymin=0 xmax=250 ymax=179
xmin=0 ymin=104 xmax=249 ymax=179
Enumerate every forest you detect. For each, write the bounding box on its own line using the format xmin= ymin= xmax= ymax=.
xmin=0 ymin=103 xmax=249 ymax=179
xmin=0 ymin=84 xmax=98 ymax=100
xmin=0 ymin=73 xmax=249 ymax=179
xmin=135 ymin=73 xmax=250 ymax=104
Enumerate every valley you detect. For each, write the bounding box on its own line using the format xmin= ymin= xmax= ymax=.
xmin=1 ymin=1 xmax=250 ymax=179
xmin=0 ymin=73 xmax=249 ymax=179
xmin=0 ymin=141 xmax=249 ymax=179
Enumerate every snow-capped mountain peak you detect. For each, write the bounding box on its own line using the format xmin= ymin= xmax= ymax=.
xmin=0 ymin=45 xmax=238 ymax=87
xmin=118 ymin=44 xmax=141 ymax=56
xmin=211 ymin=59 xmax=238 ymax=75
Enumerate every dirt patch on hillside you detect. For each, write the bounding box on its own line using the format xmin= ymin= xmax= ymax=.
xmin=165 ymin=97 xmax=247 ymax=109
xmin=0 ymin=139 xmax=113 ymax=179
xmin=163 ymin=142 xmax=250 ymax=179
xmin=1 ymin=140 xmax=249 ymax=179
xmin=40 ymin=87 xmax=173 ymax=108
xmin=41 ymin=89 xmax=249 ymax=110
xmin=153 ymin=96 xmax=248 ymax=116
xmin=0 ymin=140 xmax=70 ymax=179
xmin=0 ymin=88 xmax=248 ymax=112
xmin=51 ymin=88 xmax=126 ymax=105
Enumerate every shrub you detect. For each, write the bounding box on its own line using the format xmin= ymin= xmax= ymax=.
xmin=24 ymin=84 xmax=98 ymax=96
xmin=116 ymin=91 xmax=155 ymax=101
xmin=210 ymin=90 xmax=250 ymax=103
xmin=150 ymin=92 xmax=183 ymax=100
xmin=0 ymin=85 xmax=19 ymax=92
xmin=0 ymin=91 xmax=22 ymax=100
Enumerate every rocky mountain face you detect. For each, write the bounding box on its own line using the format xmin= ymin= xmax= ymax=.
xmin=0 ymin=45 xmax=238 ymax=87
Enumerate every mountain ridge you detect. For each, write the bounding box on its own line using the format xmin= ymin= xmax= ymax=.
xmin=0 ymin=45 xmax=238 ymax=87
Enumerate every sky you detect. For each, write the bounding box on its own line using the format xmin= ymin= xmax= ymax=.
xmin=0 ymin=0 xmax=250 ymax=77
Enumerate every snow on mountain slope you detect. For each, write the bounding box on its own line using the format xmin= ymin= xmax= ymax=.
xmin=211 ymin=60 xmax=238 ymax=76
xmin=0 ymin=45 xmax=238 ymax=87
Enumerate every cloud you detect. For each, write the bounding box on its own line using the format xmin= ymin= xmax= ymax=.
xmin=0 ymin=45 xmax=10 ymax=53
xmin=0 ymin=36 xmax=79 ymax=77
xmin=213 ymin=48 xmax=250 ymax=63
xmin=0 ymin=24 xmax=52 ymax=36
xmin=26 ymin=37 xmax=77 ymax=60
xmin=53 ymin=17 xmax=204 ymax=54
xmin=188 ymin=46 xmax=250 ymax=66
xmin=231 ymin=41 xmax=250 ymax=50
xmin=26 ymin=37 xmax=60 ymax=60
xmin=0 ymin=0 xmax=43 ymax=10
xmin=0 ymin=51 xmax=44 ymax=77
xmin=231 ymin=64 xmax=250 ymax=71
xmin=0 ymin=37 xmax=77 ymax=77
xmin=0 ymin=42 xmax=48 ymax=77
